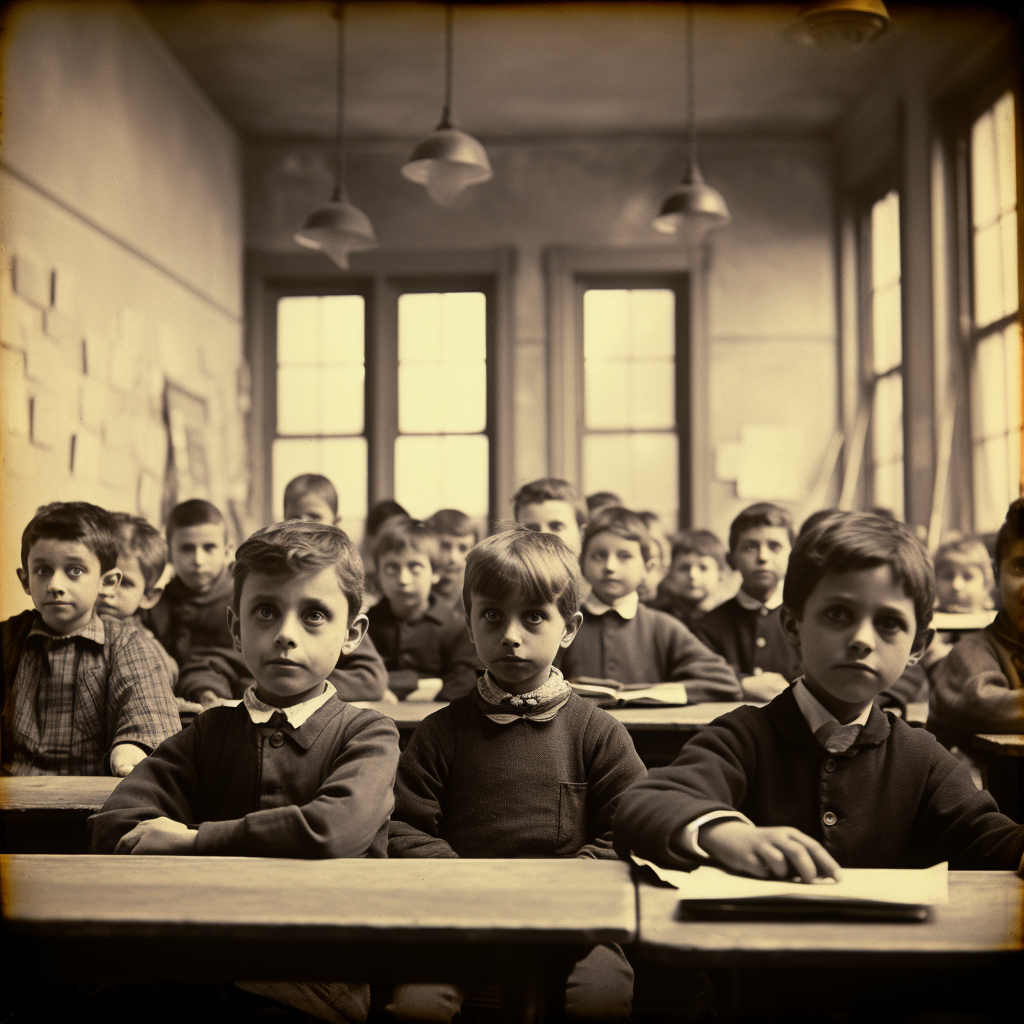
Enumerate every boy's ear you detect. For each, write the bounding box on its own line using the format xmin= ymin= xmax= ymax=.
xmin=560 ymin=610 xmax=584 ymax=648
xmin=778 ymin=605 xmax=803 ymax=652
xmin=137 ymin=586 xmax=164 ymax=611
xmin=341 ymin=613 xmax=368 ymax=656
xmin=906 ymin=628 xmax=935 ymax=666
xmin=16 ymin=567 xmax=29 ymax=595
xmin=99 ymin=568 xmax=122 ymax=595
xmin=226 ymin=606 xmax=243 ymax=652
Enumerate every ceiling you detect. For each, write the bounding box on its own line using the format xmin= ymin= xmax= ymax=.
xmin=135 ymin=2 xmax=1009 ymax=142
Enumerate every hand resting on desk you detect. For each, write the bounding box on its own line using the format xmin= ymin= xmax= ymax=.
xmin=114 ymin=816 xmax=197 ymax=855
xmin=109 ymin=743 xmax=148 ymax=777
xmin=699 ymin=820 xmax=842 ymax=884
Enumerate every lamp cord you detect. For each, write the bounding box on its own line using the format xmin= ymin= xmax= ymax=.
xmin=335 ymin=2 xmax=347 ymax=200
xmin=440 ymin=3 xmax=453 ymax=128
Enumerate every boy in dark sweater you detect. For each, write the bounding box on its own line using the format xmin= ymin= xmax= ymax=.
xmin=648 ymin=528 xmax=728 ymax=630
xmin=557 ymin=507 xmax=740 ymax=703
xmin=90 ymin=519 xmax=400 ymax=1023
xmin=614 ymin=512 xmax=1024 ymax=879
xmin=388 ymin=526 xmax=645 ymax=1021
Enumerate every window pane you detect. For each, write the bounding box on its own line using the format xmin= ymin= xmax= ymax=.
xmin=272 ymin=436 xmax=368 ymax=543
xmin=278 ymin=364 xmax=365 ymax=436
xmin=995 ymin=92 xmax=1017 ymax=215
xmin=394 ymin=434 xmax=489 ymax=520
xmin=971 ymin=108 xmax=999 ymax=230
xmin=871 ymin=191 xmax=901 ymax=290
xmin=872 ymin=371 xmax=904 ymax=518
xmin=278 ymin=295 xmax=364 ymax=366
xmin=399 ymin=360 xmax=487 ymax=434
xmin=872 ymin=282 xmax=902 ymax=375
xmin=585 ymin=361 xmax=674 ymax=431
xmin=582 ymin=431 xmax=679 ymax=528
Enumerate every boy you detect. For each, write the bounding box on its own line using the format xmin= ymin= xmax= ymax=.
xmin=388 ymin=526 xmax=645 ymax=1021
xmin=929 ymin=500 xmax=1024 ymax=749
xmin=513 ymin=477 xmax=588 ymax=556
xmin=368 ymin=519 xmax=481 ymax=701
xmin=1 ymin=502 xmax=179 ymax=776
xmin=423 ymin=507 xmax=478 ymax=606
xmin=557 ymin=508 xmax=740 ymax=702
xmin=614 ymin=511 xmax=1024 ymax=877
xmin=636 ymin=510 xmax=670 ymax=603
xmin=90 ymin=519 xmax=400 ymax=1024
xmin=933 ymin=536 xmax=995 ymax=614
xmin=284 ymin=472 xmax=341 ymax=525
xmin=691 ymin=503 xmax=801 ymax=702
xmin=649 ymin=528 xmax=728 ymax=629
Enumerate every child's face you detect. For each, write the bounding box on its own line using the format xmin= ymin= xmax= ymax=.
xmin=731 ymin=526 xmax=792 ymax=600
xmin=468 ymin=591 xmax=582 ymax=695
xmin=436 ymin=533 xmax=475 ymax=592
xmin=284 ymin=493 xmax=338 ymax=525
xmin=582 ymin=531 xmax=650 ymax=606
xmin=169 ymin=523 xmax=229 ymax=595
xmin=781 ymin=564 xmax=931 ymax=721
xmin=228 ymin=565 xmax=366 ymax=707
xmin=998 ymin=539 xmax=1024 ymax=630
xmin=378 ymin=548 xmax=438 ymax=620
xmin=935 ymin=554 xmax=992 ymax=613
xmin=666 ymin=552 xmax=722 ymax=603
xmin=96 ymin=553 xmax=162 ymax=620
xmin=18 ymin=539 xmax=120 ymax=635
xmin=517 ymin=501 xmax=582 ymax=555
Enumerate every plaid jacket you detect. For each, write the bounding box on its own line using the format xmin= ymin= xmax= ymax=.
xmin=1 ymin=610 xmax=180 ymax=775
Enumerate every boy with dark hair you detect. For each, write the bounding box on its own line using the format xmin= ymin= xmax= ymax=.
xmin=423 ymin=508 xmax=479 ymax=606
xmin=91 ymin=519 xmax=400 ymax=1023
xmin=2 ymin=502 xmax=179 ymax=776
xmin=692 ymin=502 xmax=801 ymax=702
xmin=387 ymin=525 xmax=645 ymax=1021
xmin=586 ymin=490 xmax=622 ymax=516
xmin=368 ymin=519 xmax=481 ymax=701
xmin=615 ymin=511 xmax=1024 ymax=877
xmin=513 ymin=477 xmax=588 ymax=556
xmin=283 ymin=473 xmax=341 ymax=525
xmin=558 ymin=508 xmax=740 ymax=702
xmin=650 ymin=528 xmax=728 ymax=629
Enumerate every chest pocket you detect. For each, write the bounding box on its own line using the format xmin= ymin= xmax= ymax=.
xmin=556 ymin=782 xmax=589 ymax=856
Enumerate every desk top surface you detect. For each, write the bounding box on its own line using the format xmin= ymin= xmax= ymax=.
xmin=0 ymin=775 xmax=120 ymax=811
xmin=2 ymin=854 xmax=636 ymax=945
xmin=974 ymin=734 xmax=1024 ymax=756
xmin=636 ymin=871 xmax=1023 ymax=962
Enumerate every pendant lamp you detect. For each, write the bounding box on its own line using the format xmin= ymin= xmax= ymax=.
xmin=653 ymin=5 xmax=730 ymax=242
xmin=787 ymin=1 xmax=891 ymax=51
xmin=295 ymin=3 xmax=376 ymax=269
xmin=401 ymin=4 xmax=492 ymax=207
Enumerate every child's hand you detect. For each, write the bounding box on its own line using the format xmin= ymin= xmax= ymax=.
xmin=741 ymin=672 xmax=791 ymax=703
xmin=699 ymin=820 xmax=842 ymax=883
xmin=110 ymin=743 xmax=148 ymax=777
xmin=197 ymin=689 xmax=232 ymax=710
xmin=114 ymin=817 xmax=197 ymax=855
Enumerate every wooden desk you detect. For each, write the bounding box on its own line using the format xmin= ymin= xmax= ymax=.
xmin=975 ymin=734 xmax=1024 ymax=757
xmin=0 ymin=776 xmax=121 ymax=853
xmin=973 ymin=734 xmax=1024 ymax=820
xmin=3 ymin=854 xmax=636 ymax=1019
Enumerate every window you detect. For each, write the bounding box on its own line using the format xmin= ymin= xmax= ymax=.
xmin=968 ymin=90 xmax=1022 ymax=531
xmin=866 ymin=189 xmax=904 ymax=519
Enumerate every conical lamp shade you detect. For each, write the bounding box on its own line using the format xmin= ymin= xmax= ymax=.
xmin=652 ymin=162 xmax=731 ymax=241
xmin=294 ymin=195 xmax=378 ymax=270
xmin=402 ymin=127 xmax=493 ymax=207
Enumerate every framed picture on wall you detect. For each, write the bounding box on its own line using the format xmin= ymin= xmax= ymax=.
xmin=164 ymin=381 xmax=210 ymax=503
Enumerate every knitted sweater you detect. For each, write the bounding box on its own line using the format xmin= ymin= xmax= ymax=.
xmin=389 ymin=691 xmax=646 ymax=859
xmin=89 ymin=698 xmax=400 ymax=858
xmin=556 ymin=603 xmax=741 ymax=703
xmin=145 ymin=567 xmax=234 ymax=667
xmin=613 ymin=687 xmax=1024 ymax=871
xmin=928 ymin=611 xmax=1024 ymax=749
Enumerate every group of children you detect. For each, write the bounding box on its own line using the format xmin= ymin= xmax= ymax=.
xmin=3 ymin=473 xmax=1024 ymax=1023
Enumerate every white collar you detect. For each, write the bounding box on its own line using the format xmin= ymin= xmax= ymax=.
xmin=792 ymin=677 xmax=872 ymax=733
xmin=243 ymin=681 xmax=337 ymax=728
xmin=582 ymin=590 xmax=640 ymax=620
xmin=735 ymin=585 xmax=783 ymax=611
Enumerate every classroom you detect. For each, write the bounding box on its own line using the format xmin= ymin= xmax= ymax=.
xmin=1 ymin=2 xmax=1022 ymax=1022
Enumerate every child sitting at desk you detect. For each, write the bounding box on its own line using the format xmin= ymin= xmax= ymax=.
xmin=614 ymin=511 xmax=1024 ymax=879
xmin=284 ymin=471 xmax=342 ymax=525
xmin=90 ymin=519 xmax=400 ymax=1024
xmin=649 ymin=528 xmax=728 ymax=630
xmin=513 ymin=477 xmax=589 ymax=556
xmin=423 ymin=507 xmax=478 ymax=608
xmin=557 ymin=507 xmax=740 ymax=703
xmin=1 ymin=502 xmax=179 ymax=776
xmin=387 ymin=525 xmax=645 ymax=1021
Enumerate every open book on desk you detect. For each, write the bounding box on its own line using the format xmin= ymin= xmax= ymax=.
xmin=569 ymin=678 xmax=689 ymax=707
xmin=632 ymin=857 xmax=948 ymax=921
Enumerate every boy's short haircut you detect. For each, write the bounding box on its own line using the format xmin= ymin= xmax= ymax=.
xmin=512 ymin=478 xmax=588 ymax=528
xmin=671 ymin=528 xmax=727 ymax=569
xmin=728 ymin=502 xmax=795 ymax=552
xmin=582 ymin=507 xmax=653 ymax=562
xmin=110 ymin=512 xmax=168 ymax=591
xmin=783 ymin=511 xmax=935 ymax=633
xmin=463 ymin=524 xmax=582 ymax=624
xmin=935 ymin=536 xmax=995 ymax=587
xmin=366 ymin=499 xmax=409 ymax=537
xmin=284 ymin=474 xmax=339 ymax=516
xmin=798 ymin=508 xmax=840 ymax=541
xmin=232 ymin=520 xmax=364 ymax=621
xmin=586 ymin=491 xmax=622 ymax=515
xmin=372 ymin=518 xmax=440 ymax=569
xmin=424 ymin=508 xmax=478 ymax=543
xmin=994 ymin=498 xmax=1024 ymax=572
xmin=21 ymin=501 xmax=119 ymax=574
xmin=166 ymin=499 xmax=225 ymax=546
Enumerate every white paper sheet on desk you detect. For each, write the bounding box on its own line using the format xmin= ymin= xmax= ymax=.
xmin=632 ymin=857 xmax=949 ymax=906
